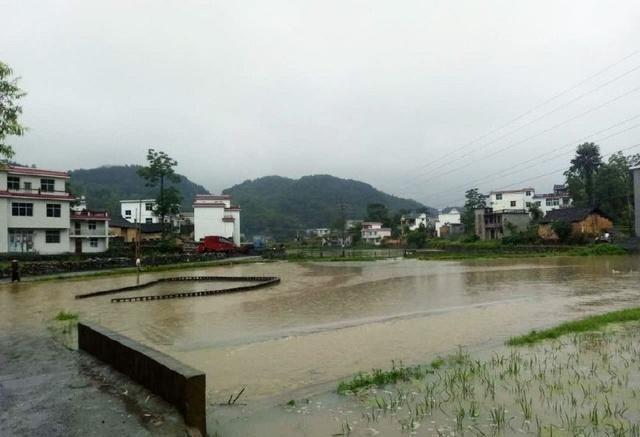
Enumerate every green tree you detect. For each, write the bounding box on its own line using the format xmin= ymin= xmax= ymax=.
xmin=366 ymin=203 xmax=390 ymax=225
xmin=0 ymin=61 xmax=26 ymax=161
xmin=137 ymin=149 xmax=182 ymax=238
xmin=551 ymin=220 xmax=572 ymax=243
xmin=565 ymin=143 xmax=603 ymax=207
xmin=461 ymin=188 xmax=486 ymax=235
xmin=528 ymin=203 xmax=543 ymax=224
xmin=592 ymin=152 xmax=639 ymax=232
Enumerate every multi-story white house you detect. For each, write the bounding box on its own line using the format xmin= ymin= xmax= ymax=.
xmin=69 ymin=210 xmax=110 ymax=253
xmin=489 ymin=185 xmax=572 ymax=217
xmin=0 ymin=166 xmax=74 ymax=254
xmin=193 ymin=194 xmax=241 ymax=245
xmin=532 ymin=185 xmax=572 ymax=215
xmin=120 ymin=199 xmax=158 ymax=224
xmin=489 ymin=188 xmax=535 ymax=211
xmin=435 ymin=208 xmax=461 ymax=237
xmin=361 ymin=221 xmax=391 ymax=245
xmin=408 ymin=213 xmax=429 ymax=231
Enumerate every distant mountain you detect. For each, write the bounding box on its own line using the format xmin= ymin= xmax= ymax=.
xmin=223 ymin=174 xmax=433 ymax=239
xmin=69 ymin=165 xmax=210 ymax=214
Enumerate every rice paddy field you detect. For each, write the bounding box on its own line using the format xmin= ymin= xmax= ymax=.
xmin=336 ymin=323 xmax=640 ymax=436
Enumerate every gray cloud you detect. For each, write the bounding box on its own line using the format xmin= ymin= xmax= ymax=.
xmin=1 ymin=0 xmax=639 ymax=207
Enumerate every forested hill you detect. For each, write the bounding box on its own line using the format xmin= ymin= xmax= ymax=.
xmin=69 ymin=165 xmax=209 ymax=214
xmin=223 ymin=174 xmax=432 ymax=239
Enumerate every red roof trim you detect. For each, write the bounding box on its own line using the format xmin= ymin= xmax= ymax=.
xmin=222 ymin=217 xmax=235 ymax=222
xmin=224 ymin=207 xmax=241 ymax=211
xmin=7 ymin=166 xmax=70 ymax=179
xmin=193 ymin=204 xmax=225 ymax=208
xmin=195 ymin=194 xmax=231 ymax=200
xmin=0 ymin=191 xmax=74 ymax=201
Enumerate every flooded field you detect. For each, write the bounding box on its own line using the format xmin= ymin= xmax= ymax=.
xmin=2 ymin=256 xmax=640 ymax=435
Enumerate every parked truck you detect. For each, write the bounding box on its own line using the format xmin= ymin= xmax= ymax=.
xmin=196 ymin=236 xmax=252 ymax=256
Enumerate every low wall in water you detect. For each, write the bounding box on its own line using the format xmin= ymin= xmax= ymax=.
xmin=77 ymin=322 xmax=206 ymax=435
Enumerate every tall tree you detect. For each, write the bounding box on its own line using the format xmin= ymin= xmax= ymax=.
xmin=592 ymin=152 xmax=640 ymax=230
xmin=0 ymin=61 xmax=26 ymax=161
xmin=461 ymin=188 xmax=486 ymax=234
xmin=366 ymin=203 xmax=390 ymax=225
xmin=137 ymin=149 xmax=181 ymax=237
xmin=565 ymin=142 xmax=603 ymax=207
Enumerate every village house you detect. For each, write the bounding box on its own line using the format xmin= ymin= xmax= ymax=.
xmin=532 ymin=185 xmax=572 ymax=215
xmin=406 ymin=212 xmax=429 ymax=231
xmin=0 ymin=165 xmax=111 ymax=254
xmin=435 ymin=208 xmax=461 ymax=237
xmin=69 ymin=210 xmax=110 ymax=253
xmin=120 ymin=199 xmax=159 ymax=224
xmin=361 ymin=221 xmax=391 ymax=245
xmin=489 ymin=188 xmax=535 ymax=211
xmin=538 ymin=208 xmax=613 ymax=241
xmin=193 ymin=194 xmax=241 ymax=245
xmin=305 ymin=228 xmax=331 ymax=238
xmin=474 ymin=207 xmax=530 ymax=240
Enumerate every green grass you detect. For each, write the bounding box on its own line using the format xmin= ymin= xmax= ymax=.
xmin=54 ymin=310 xmax=78 ymax=321
xmin=507 ymin=307 xmax=640 ymax=346
xmin=414 ymin=244 xmax=627 ymax=261
xmin=337 ymin=362 xmax=432 ymax=394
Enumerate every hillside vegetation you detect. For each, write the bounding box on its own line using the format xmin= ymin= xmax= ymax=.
xmin=223 ymin=174 xmax=431 ymax=239
xmin=69 ymin=165 xmax=209 ymax=214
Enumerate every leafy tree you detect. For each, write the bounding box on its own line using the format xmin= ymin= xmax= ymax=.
xmin=528 ymin=204 xmax=543 ymax=224
xmin=137 ymin=149 xmax=182 ymax=237
xmin=406 ymin=225 xmax=428 ymax=248
xmin=592 ymin=152 xmax=639 ymax=231
xmin=0 ymin=61 xmax=26 ymax=161
xmin=565 ymin=143 xmax=603 ymax=207
xmin=366 ymin=203 xmax=390 ymax=224
xmin=551 ymin=220 xmax=572 ymax=243
xmin=461 ymin=188 xmax=486 ymax=234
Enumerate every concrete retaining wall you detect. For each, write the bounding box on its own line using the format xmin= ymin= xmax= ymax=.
xmin=77 ymin=322 xmax=206 ymax=435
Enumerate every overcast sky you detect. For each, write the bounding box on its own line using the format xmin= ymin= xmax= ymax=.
xmin=1 ymin=1 xmax=639 ymax=207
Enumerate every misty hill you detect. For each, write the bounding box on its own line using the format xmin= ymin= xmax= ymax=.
xmin=69 ymin=165 xmax=210 ymax=214
xmin=223 ymin=175 xmax=432 ymax=239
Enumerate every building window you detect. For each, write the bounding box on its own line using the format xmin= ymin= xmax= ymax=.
xmin=12 ymin=203 xmax=33 ymax=216
xmin=495 ymin=193 xmax=502 ymax=200
xmin=89 ymin=238 xmax=98 ymax=247
xmin=88 ymin=221 xmax=97 ymax=230
xmin=124 ymin=209 xmax=132 ymax=217
xmin=7 ymin=176 xmax=20 ymax=190
xmin=145 ymin=218 xmax=153 ymax=224
xmin=40 ymin=178 xmax=55 ymax=192
xmin=45 ymin=230 xmax=60 ymax=243
xmin=46 ymin=204 xmax=61 ymax=217
xmin=526 ymin=202 xmax=531 ymax=207
xmin=535 ymin=201 xmax=541 ymax=206
xmin=24 ymin=181 xmax=32 ymax=191
xmin=563 ymin=197 xmax=570 ymax=205
xmin=145 ymin=202 xmax=154 ymax=211
xmin=510 ymin=201 xmax=516 ymax=207
xmin=525 ymin=191 xmax=532 ymax=196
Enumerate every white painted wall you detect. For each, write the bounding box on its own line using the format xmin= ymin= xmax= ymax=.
xmin=490 ymin=189 xmax=535 ymax=211
xmin=121 ymin=200 xmax=158 ymax=224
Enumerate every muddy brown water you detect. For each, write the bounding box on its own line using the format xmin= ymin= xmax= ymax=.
xmin=2 ymin=256 xmax=640 ymax=435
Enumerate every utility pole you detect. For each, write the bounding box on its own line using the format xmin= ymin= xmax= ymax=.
xmin=339 ymin=199 xmax=346 ymax=258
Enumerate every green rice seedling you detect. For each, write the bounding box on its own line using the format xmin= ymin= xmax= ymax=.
xmin=589 ymin=402 xmax=599 ymax=427
xmin=517 ymin=396 xmax=533 ymax=421
xmin=54 ymin=310 xmax=78 ymax=321
xmin=455 ymin=404 xmax=465 ymax=431
xmin=468 ymin=400 xmax=480 ymax=418
xmin=489 ymin=405 xmax=506 ymax=430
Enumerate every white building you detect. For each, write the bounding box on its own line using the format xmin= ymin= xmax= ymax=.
xmin=120 ymin=199 xmax=158 ymax=224
xmin=0 ymin=166 xmax=73 ymax=254
xmin=408 ymin=213 xmax=429 ymax=231
xmin=193 ymin=194 xmax=241 ymax=245
xmin=306 ymin=228 xmax=330 ymax=238
xmin=70 ymin=210 xmax=110 ymax=253
xmin=435 ymin=208 xmax=461 ymax=237
xmin=490 ymin=185 xmax=572 ymax=217
xmin=489 ymin=188 xmax=535 ymax=211
xmin=361 ymin=221 xmax=391 ymax=245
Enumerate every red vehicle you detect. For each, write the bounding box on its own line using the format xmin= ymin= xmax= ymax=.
xmin=196 ymin=236 xmax=237 ymax=255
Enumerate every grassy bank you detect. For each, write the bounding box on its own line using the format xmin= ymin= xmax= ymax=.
xmin=413 ymin=243 xmax=627 ymax=261
xmin=15 ymin=256 xmax=268 ymax=283
xmin=507 ymin=307 xmax=640 ymax=346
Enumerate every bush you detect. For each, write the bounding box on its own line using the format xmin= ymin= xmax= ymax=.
xmin=551 ymin=220 xmax=572 ymax=243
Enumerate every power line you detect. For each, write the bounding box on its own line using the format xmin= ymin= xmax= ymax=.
xmin=415 ymin=115 xmax=640 ymax=203
xmin=388 ymin=49 xmax=640 ymax=184
xmin=400 ymin=83 xmax=640 ymax=189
